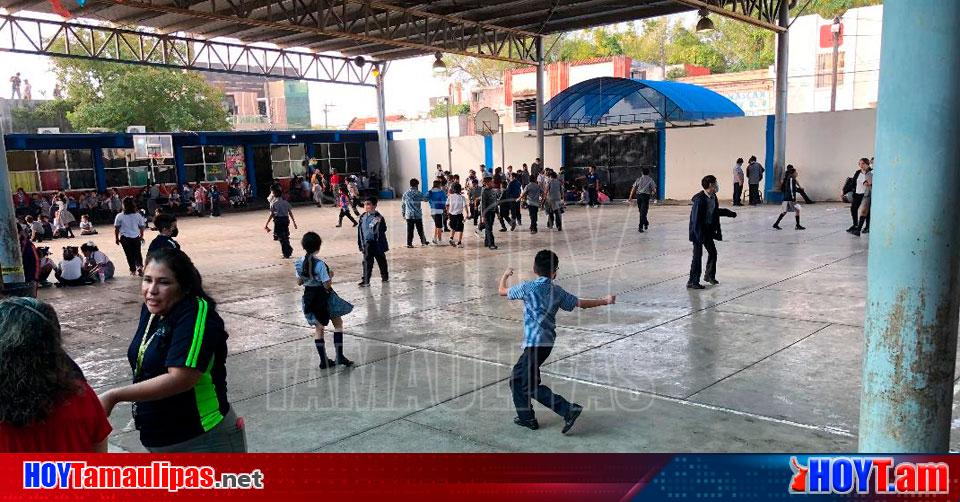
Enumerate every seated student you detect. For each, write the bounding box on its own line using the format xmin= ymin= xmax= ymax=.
xmin=37 ymin=247 xmax=54 ymax=287
xmin=80 ymin=242 xmax=115 ymax=282
xmin=39 ymin=215 xmax=54 ymax=241
xmin=148 ymin=213 xmax=181 ymax=254
xmin=79 ymin=215 xmax=97 ymax=235
xmin=26 ymin=216 xmax=43 ymax=242
xmin=54 ymin=246 xmax=91 ymax=287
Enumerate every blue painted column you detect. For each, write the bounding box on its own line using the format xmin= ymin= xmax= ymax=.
xmin=92 ymin=147 xmax=107 ymax=193
xmin=859 ymin=0 xmax=960 ymax=453
xmin=243 ymin=144 xmax=257 ymax=198
xmin=417 ymin=138 xmax=428 ymax=194
xmin=174 ymin=145 xmax=187 ymax=186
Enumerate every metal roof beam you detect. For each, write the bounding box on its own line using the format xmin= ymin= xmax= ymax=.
xmin=0 ymin=13 xmax=379 ymax=86
xmin=671 ymin=0 xmax=786 ymax=33
xmin=302 ymin=0 xmax=545 ymax=53
xmin=83 ymin=0 xmax=542 ymax=64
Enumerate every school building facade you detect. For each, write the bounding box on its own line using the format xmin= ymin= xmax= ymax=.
xmin=3 ymin=129 xmax=386 ymax=200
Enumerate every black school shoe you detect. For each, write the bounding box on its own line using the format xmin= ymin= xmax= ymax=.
xmin=562 ymin=404 xmax=583 ymax=434
xmin=686 ymin=283 xmax=705 ymax=290
xmin=357 ymin=281 xmax=370 ymax=287
xmin=513 ymin=417 xmax=539 ymax=430
xmin=336 ymin=356 xmax=355 ymax=367
xmin=318 ymin=358 xmax=336 ymax=369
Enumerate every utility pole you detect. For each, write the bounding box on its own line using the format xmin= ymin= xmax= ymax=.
xmin=830 ymin=16 xmax=841 ymax=112
xmin=321 ymin=103 xmax=336 ymax=129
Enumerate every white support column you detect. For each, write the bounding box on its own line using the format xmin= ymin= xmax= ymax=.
xmin=535 ymin=36 xmax=545 ymax=166
xmin=772 ymin=3 xmax=789 ymax=199
xmin=375 ymin=67 xmax=391 ymax=193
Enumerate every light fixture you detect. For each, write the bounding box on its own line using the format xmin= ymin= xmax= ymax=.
xmin=696 ymin=8 xmax=715 ymax=32
xmin=431 ymin=51 xmax=447 ymax=75
xmin=371 ymin=64 xmax=380 ymax=78
xmin=353 ymin=56 xmax=366 ymax=67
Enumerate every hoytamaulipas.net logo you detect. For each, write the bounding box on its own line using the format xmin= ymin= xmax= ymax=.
xmin=789 ymin=456 xmax=948 ymax=495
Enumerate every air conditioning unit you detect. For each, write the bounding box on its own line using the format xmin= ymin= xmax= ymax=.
xmin=87 ymin=127 xmax=111 ymax=133
xmin=37 ymin=127 xmax=60 ymax=134
xmin=126 ymin=125 xmax=147 ymax=133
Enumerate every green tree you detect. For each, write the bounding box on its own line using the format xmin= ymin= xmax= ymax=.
xmin=66 ymin=68 xmax=229 ymax=132
xmin=810 ymin=0 xmax=882 ymax=18
xmin=10 ymin=99 xmax=75 ymax=133
xmin=45 ymin=29 xmax=227 ymax=132
xmin=428 ymin=102 xmax=470 ymax=118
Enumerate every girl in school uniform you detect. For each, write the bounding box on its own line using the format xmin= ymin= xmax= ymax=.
xmin=296 ymin=232 xmax=353 ymax=369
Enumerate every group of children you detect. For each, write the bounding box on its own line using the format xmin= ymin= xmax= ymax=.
xmin=398 ymin=167 xmax=568 ymax=251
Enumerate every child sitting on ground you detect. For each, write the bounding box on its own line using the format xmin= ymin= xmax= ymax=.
xmin=499 ymin=249 xmax=616 ymax=434
xmin=80 ymin=241 xmax=115 ymax=282
xmin=54 ymin=246 xmax=91 ymax=287
xmin=37 ymin=247 xmax=54 ymax=287
xmin=79 ymin=214 xmax=98 ymax=235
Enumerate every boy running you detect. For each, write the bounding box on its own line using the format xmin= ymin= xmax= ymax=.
xmin=499 ymin=250 xmax=615 ymax=433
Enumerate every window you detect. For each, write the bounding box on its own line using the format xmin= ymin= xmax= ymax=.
xmin=104 ymin=149 xmax=176 ymax=187
xmin=270 ymin=144 xmax=305 ymax=178
xmin=630 ymin=69 xmax=647 ymax=80
xmin=513 ymin=97 xmax=536 ymax=124
xmin=816 ymin=52 xmax=845 ymax=88
xmin=312 ymin=142 xmax=363 ymax=174
xmin=6 ymin=149 xmax=96 ymax=192
xmin=183 ymin=146 xmax=241 ymax=183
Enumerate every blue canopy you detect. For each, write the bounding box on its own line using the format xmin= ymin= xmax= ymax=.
xmin=537 ymin=77 xmax=745 ymax=129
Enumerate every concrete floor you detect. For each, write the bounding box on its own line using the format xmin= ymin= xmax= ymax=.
xmin=39 ymin=200 xmax=958 ymax=452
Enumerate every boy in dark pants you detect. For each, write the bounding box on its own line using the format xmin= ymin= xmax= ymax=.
xmin=499 ymin=250 xmax=616 ymax=433
xmin=401 ymin=178 xmax=429 ymax=247
xmin=687 ymin=175 xmax=737 ymax=290
xmin=357 ymin=197 xmax=388 ymax=287
xmin=264 ymin=187 xmax=298 ymax=259
xmin=479 ymin=177 xmax=498 ymax=250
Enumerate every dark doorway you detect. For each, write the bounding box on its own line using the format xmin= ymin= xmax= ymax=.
xmin=563 ymin=131 xmax=658 ymax=199
xmin=252 ymin=145 xmax=273 ymax=200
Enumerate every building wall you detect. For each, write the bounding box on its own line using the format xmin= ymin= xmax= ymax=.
xmin=369 ymin=115 xmax=469 ymax=140
xmin=664 ymin=116 xmax=768 ymax=200
xmin=782 ymin=108 xmax=876 ymax=201
xmin=663 ymin=109 xmax=875 ymax=201
xmin=383 ymin=108 xmax=876 ymax=202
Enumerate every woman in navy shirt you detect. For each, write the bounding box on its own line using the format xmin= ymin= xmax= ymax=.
xmin=98 ymin=248 xmax=245 ymax=452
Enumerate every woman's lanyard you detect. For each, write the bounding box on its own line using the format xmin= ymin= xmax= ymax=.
xmin=135 ymin=314 xmax=159 ymax=378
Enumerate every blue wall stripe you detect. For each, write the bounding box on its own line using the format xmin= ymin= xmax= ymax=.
xmin=656 ymin=120 xmax=666 ymax=200
xmin=418 ymin=138 xmax=428 ymax=194
xmin=764 ymin=114 xmax=781 ymax=203
xmin=484 ymin=135 xmax=494 ymax=169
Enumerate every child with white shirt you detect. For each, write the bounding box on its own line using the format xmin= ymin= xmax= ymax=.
xmin=79 ymin=214 xmax=98 ymax=235
xmin=445 ymin=183 xmax=467 ymax=248
xmin=54 ymin=246 xmax=90 ymax=287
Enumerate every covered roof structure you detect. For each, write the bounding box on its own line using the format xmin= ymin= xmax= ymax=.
xmin=538 ymin=77 xmax=745 ymax=130
xmin=0 ymin=1 xmax=789 ymax=67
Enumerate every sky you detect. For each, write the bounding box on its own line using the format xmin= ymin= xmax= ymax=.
xmin=0 ymin=9 xmax=700 ymax=128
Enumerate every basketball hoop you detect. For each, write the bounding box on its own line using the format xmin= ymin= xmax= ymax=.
xmin=473 ymin=107 xmax=500 ymax=137
xmin=132 ymin=134 xmax=174 ymax=160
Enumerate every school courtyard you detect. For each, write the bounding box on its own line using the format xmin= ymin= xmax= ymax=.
xmin=39 ymin=200 xmax=957 ymax=452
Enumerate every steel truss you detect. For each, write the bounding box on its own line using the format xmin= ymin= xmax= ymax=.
xmin=85 ymin=0 xmax=542 ymax=65
xmin=0 ymin=13 xmax=384 ymax=86
xmin=678 ymin=0 xmax=791 ymax=32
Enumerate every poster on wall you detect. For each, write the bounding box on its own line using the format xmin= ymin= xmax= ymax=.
xmin=225 ymin=146 xmax=246 ymax=182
